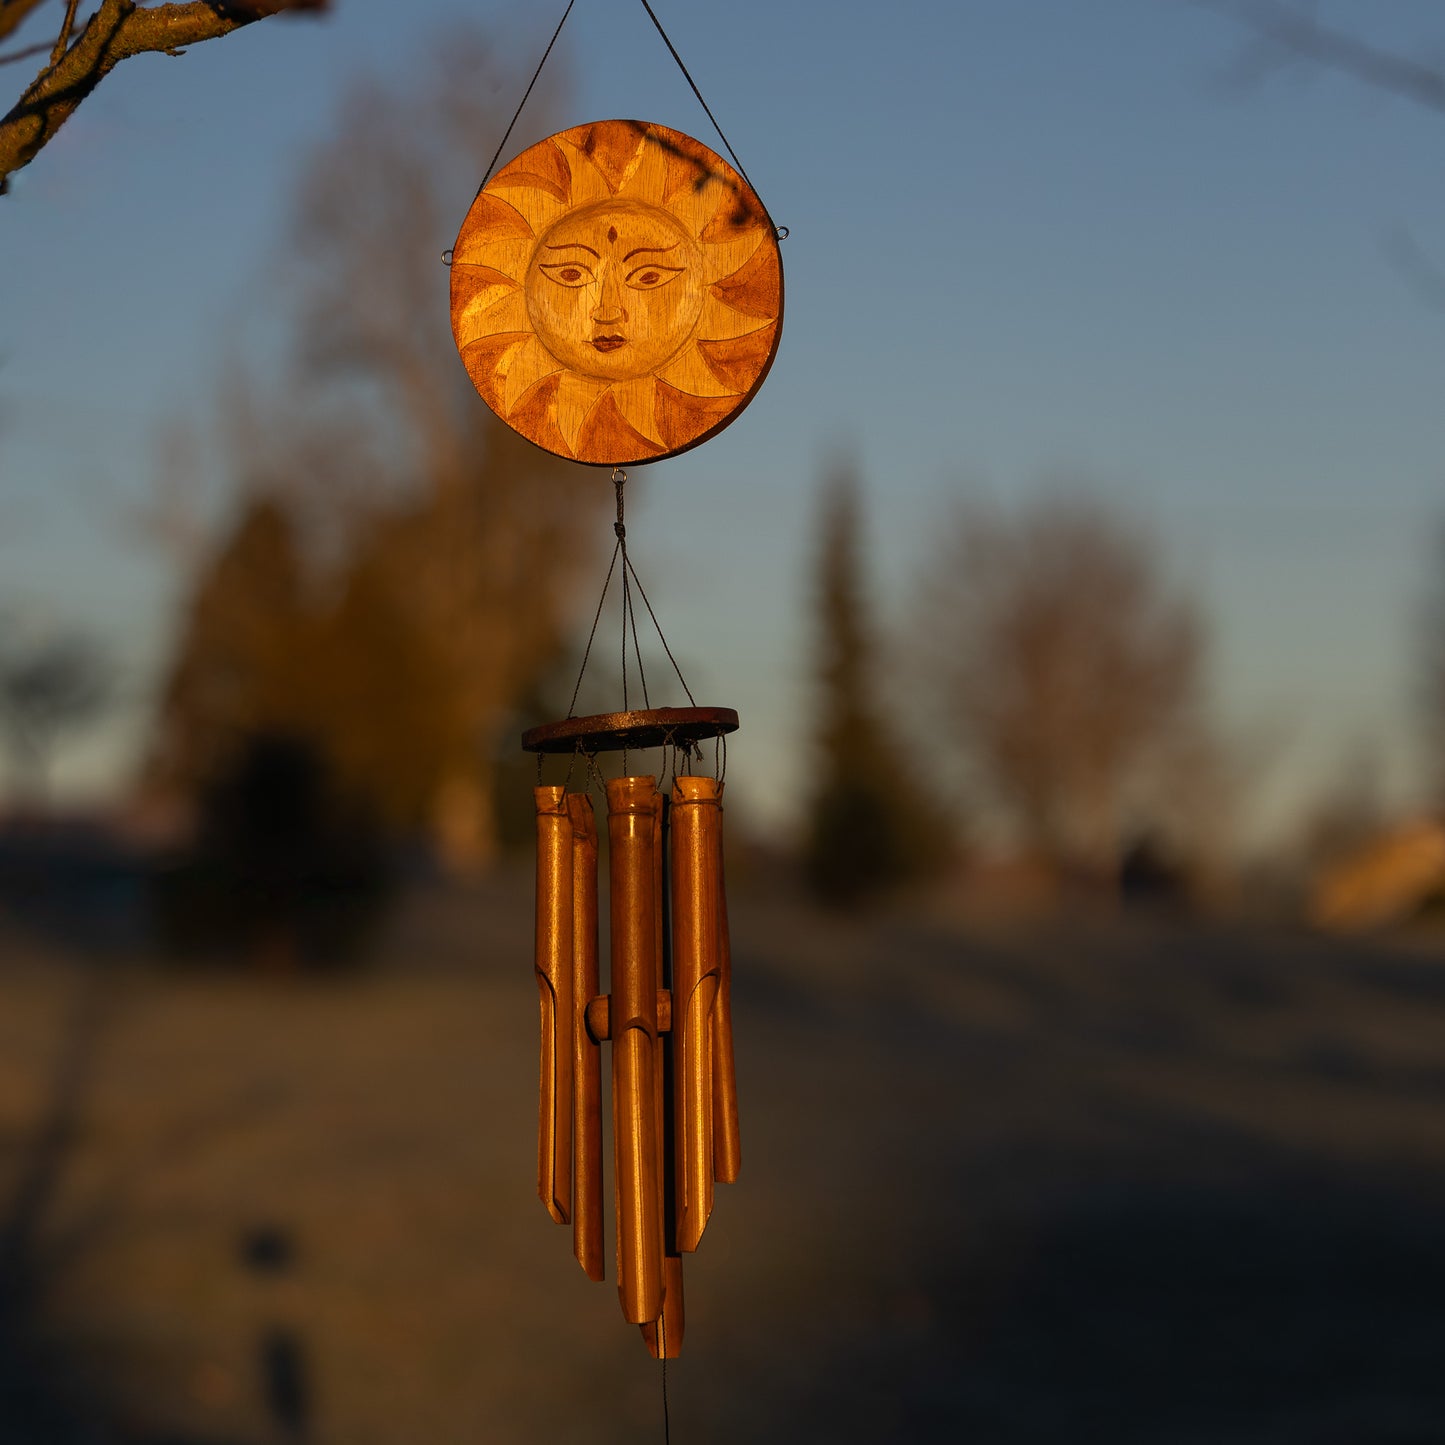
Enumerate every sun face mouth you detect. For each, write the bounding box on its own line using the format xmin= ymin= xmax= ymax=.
xmin=591 ymin=334 xmax=627 ymax=353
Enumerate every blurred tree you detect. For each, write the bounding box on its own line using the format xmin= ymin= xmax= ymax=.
xmin=152 ymin=728 xmax=390 ymax=970
xmin=147 ymin=495 xmax=316 ymax=795
xmin=0 ymin=0 xmax=326 ymax=193
xmin=918 ymin=495 xmax=1213 ymax=885
xmin=1419 ymin=523 xmax=1445 ymax=807
xmin=147 ymin=34 xmax=601 ymax=872
xmin=0 ymin=613 xmax=112 ymax=800
xmin=803 ymin=461 xmax=941 ymax=907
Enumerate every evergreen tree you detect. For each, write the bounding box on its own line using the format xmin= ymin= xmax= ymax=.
xmin=803 ymin=462 xmax=939 ymax=906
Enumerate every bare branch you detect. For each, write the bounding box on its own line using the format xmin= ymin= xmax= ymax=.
xmin=50 ymin=0 xmax=79 ymax=64
xmin=0 ymin=0 xmax=52 ymax=46
xmin=0 ymin=37 xmax=52 ymax=65
xmin=1382 ymin=226 xmax=1445 ymax=314
xmin=1199 ymin=0 xmax=1445 ymax=117
xmin=1 ymin=0 xmax=327 ymax=193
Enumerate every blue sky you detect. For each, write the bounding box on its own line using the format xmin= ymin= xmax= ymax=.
xmin=3 ymin=0 xmax=1444 ymax=842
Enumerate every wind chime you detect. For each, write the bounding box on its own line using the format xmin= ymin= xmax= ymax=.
xmin=446 ymin=2 xmax=783 ymax=1360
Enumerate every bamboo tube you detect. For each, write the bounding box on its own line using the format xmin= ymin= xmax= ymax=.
xmin=533 ymin=785 xmax=573 ymax=1225
xmin=711 ymin=782 xmax=742 ymax=1184
xmin=567 ymin=791 xmax=604 ymax=1281
xmin=606 ymin=775 xmax=663 ymax=1326
xmin=670 ymin=776 xmax=722 ymax=1251
xmin=641 ymin=1255 xmax=686 ymax=1358
xmin=652 ymin=786 xmax=668 ymax=1257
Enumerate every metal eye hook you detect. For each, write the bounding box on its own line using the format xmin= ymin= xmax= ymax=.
xmin=442 ymin=248 xmax=454 ymax=266
xmin=775 ymin=225 xmax=789 ymax=241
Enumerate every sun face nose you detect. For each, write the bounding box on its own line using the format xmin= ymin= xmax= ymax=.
xmin=591 ymin=267 xmax=627 ymax=327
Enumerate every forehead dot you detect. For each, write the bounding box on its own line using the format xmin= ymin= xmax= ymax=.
xmin=607 ymin=225 xmax=618 ymax=244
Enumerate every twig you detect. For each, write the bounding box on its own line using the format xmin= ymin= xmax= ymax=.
xmin=50 ymin=0 xmax=79 ymax=64
xmin=1 ymin=0 xmax=328 ymax=192
xmin=1198 ymin=0 xmax=1445 ymax=117
xmin=0 ymin=37 xmax=51 ymax=65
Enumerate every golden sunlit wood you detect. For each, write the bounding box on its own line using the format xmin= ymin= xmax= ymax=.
xmin=451 ymin=120 xmax=783 ymax=465
xmin=533 ymin=785 xmax=573 ymax=1225
xmin=524 ymin=717 xmax=741 ymax=1355
xmin=606 ymin=775 xmax=664 ymax=1325
xmin=566 ymin=790 xmax=604 ymax=1282
xmin=670 ymin=775 xmax=723 ymax=1252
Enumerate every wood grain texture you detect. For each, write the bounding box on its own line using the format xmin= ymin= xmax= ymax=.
xmin=533 ymin=786 xmax=573 ymax=1225
xmin=606 ymin=776 xmax=664 ymax=1325
xmin=451 ymin=120 xmax=783 ymax=466
xmin=567 ymin=791 xmax=604 ymax=1282
xmin=520 ymin=706 xmax=738 ymax=755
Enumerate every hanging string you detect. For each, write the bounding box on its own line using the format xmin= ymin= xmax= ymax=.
xmin=565 ymin=469 xmax=697 ymax=721
xmin=660 ymin=1316 xmax=672 ymax=1443
xmin=636 ymin=0 xmax=770 ymax=222
xmin=623 ymin=554 xmax=696 ymax=707
xmin=616 ymin=474 xmax=633 ymax=712
xmin=568 ymin=535 xmax=622 ymax=719
xmin=475 ymin=0 xmax=577 ymax=199
xmin=623 ymin=556 xmax=651 ymax=710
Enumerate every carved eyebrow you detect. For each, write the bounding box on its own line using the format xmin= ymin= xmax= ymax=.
xmin=543 ymin=243 xmax=599 ymax=257
xmin=623 ymin=243 xmax=680 ymax=261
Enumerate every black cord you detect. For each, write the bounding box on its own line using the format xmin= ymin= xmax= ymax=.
xmin=565 ymin=469 xmax=696 ymax=720
xmin=475 ymin=0 xmax=577 ymax=197
xmin=636 ymin=0 xmax=765 ymax=212
xmin=660 ymin=1317 xmax=672 ymax=1443
xmin=568 ymin=538 xmax=622 ymax=719
xmin=625 ymin=553 xmax=697 ymax=706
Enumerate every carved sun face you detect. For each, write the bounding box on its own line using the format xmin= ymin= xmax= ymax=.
xmin=450 ymin=121 xmax=783 ymax=466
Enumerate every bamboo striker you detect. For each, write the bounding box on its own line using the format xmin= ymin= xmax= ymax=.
xmin=606 ymin=776 xmax=664 ymax=1325
xmin=670 ymin=775 xmax=722 ymax=1251
xmin=710 ymin=784 xmax=741 ymax=1184
xmin=567 ymin=791 xmax=604 ymax=1281
xmin=651 ymin=785 xmax=668 ymax=1251
xmin=533 ymin=785 xmax=574 ymax=1225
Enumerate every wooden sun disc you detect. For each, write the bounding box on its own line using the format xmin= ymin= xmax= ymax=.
xmin=451 ymin=120 xmax=783 ymax=466
xmin=521 ymin=706 xmax=739 ymax=755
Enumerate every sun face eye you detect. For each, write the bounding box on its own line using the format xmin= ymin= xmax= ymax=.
xmin=625 ymin=264 xmax=684 ymax=291
xmin=540 ymin=261 xmax=594 ymax=288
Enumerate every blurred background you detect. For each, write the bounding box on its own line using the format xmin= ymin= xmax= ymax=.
xmin=3 ymin=0 xmax=1445 ymax=1439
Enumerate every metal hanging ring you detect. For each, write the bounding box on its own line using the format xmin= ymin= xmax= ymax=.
xmin=442 ymin=248 xmax=454 ymax=266
xmin=775 ymin=225 xmax=789 ymax=240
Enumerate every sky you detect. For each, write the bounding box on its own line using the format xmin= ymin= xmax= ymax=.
xmin=2 ymin=0 xmax=1444 ymax=845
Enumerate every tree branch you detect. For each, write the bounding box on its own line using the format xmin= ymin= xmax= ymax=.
xmin=0 ymin=0 xmax=52 ymax=46
xmin=0 ymin=0 xmax=327 ymax=193
xmin=0 ymin=38 xmax=53 ymax=65
xmin=1199 ymin=0 xmax=1445 ymax=118
xmin=50 ymin=0 xmax=79 ymax=64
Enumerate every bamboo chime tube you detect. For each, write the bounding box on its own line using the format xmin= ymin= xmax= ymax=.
xmin=711 ymin=788 xmax=742 ymax=1185
xmin=567 ymin=791 xmax=604 ymax=1281
xmin=533 ymin=786 xmax=574 ymax=1225
xmin=606 ymin=776 xmax=664 ymax=1325
xmin=670 ymin=775 xmax=723 ymax=1251
xmin=644 ymin=787 xmax=686 ymax=1359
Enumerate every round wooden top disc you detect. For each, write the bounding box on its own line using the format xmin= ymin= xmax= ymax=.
xmin=450 ymin=120 xmax=783 ymax=467
xmin=521 ymin=706 xmax=739 ymax=755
